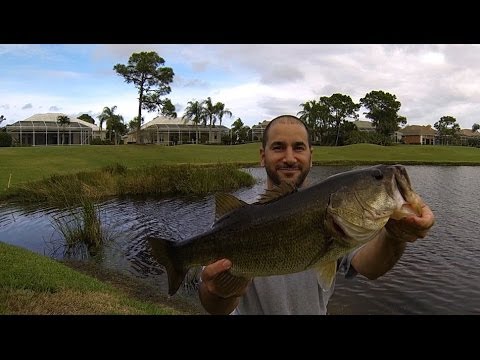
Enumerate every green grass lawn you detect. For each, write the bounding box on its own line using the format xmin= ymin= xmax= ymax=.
xmin=1 ymin=143 xmax=479 ymax=193
xmin=310 ymin=143 xmax=480 ymax=164
xmin=0 ymin=242 xmax=187 ymax=314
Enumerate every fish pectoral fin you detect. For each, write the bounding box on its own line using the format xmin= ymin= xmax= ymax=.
xmin=214 ymin=270 xmax=251 ymax=298
xmin=215 ymin=193 xmax=248 ymax=220
xmin=313 ymin=261 xmax=337 ymax=291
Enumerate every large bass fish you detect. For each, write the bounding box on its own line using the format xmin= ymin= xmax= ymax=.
xmin=148 ymin=164 xmax=422 ymax=296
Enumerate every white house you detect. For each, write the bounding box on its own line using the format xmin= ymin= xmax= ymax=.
xmin=6 ymin=113 xmax=106 ymax=146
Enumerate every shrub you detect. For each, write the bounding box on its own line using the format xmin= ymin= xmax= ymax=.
xmin=90 ymin=138 xmax=114 ymax=145
xmin=0 ymin=132 xmax=12 ymax=147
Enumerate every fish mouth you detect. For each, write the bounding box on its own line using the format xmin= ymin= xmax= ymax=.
xmin=391 ymin=166 xmax=422 ymax=220
xmin=394 ymin=166 xmax=412 ymax=199
xmin=325 ymin=165 xmax=421 ymax=243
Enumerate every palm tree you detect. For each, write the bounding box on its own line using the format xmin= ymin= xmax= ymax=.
xmin=0 ymin=115 xmax=5 ymax=125
xmin=110 ymin=115 xmax=126 ymax=145
xmin=182 ymin=100 xmax=205 ymax=144
xmin=214 ymin=102 xmax=233 ymax=128
xmin=56 ymin=115 xmax=70 ymax=145
xmin=97 ymin=106 xmax=121 ymax=143
xmin=204 ymin=97 xmax=216 ymax=143
xmin=298 ymin=100 xmax=319 ymax=143
xmin=204 ymin=97 xmax=232 ymax=143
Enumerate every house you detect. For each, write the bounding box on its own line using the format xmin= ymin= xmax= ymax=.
xmin=251 ymin=120 xmax=270 ymax=142
xmin=5 ymin=113 xmax=105 ymax=146
xmin=353 ymin=120 xmax=375 ymax=132
xmin=458 ymin=128 xmax=480 ymax=146
xmin=353 ymin=120 xmax=402 ymax=143
xmin=124 ymin=115 xmax=229 ymax=145
xmin=400 ymin=125 xmax=437 ymax=145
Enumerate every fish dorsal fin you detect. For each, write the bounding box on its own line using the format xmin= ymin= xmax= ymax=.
xmin=313 ymin=261 xmax=337 ymax=291
xmin=215 ymin=193 xmax=248 ymax=220
xmin=256 ymin=181 xmax=297 ymax=204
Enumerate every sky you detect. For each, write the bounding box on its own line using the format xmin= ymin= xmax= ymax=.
xmin=1 ymin=44 xmax=479 ymax=130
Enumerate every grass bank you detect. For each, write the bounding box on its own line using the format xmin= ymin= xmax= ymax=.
xmin=0 ymin=144 xmax=259 ymax=193
xmin=309 ymin=143 xmax=480 ymax=165
xmin=0 ymin=241 xmax=196 ymax=314
xmin=1 ymin=163 xmax=256 ymax=205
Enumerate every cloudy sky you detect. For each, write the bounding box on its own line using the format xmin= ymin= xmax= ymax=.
xmin=1 ymin=44 xmax=479 ymax=130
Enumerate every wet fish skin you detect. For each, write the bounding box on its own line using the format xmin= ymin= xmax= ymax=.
xmin=148 ymin=164 xmax=422 ymax=296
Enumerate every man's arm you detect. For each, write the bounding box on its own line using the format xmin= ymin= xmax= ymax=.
xmin=351 ymin=201 xmax=435 ymax=280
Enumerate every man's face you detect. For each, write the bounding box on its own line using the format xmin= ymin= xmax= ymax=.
xmin=260 ymin=121 xmax=312 ymax=188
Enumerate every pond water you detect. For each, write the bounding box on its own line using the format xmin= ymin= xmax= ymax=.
xmin=1 ymin=165 xmax=479 ymax=314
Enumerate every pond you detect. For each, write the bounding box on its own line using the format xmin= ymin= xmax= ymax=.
xmin=1 ymin=165 xmax=479 ymax=314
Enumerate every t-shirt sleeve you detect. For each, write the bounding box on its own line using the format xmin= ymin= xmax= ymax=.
xmin=337 ymin=244 xmax=365 ymax=279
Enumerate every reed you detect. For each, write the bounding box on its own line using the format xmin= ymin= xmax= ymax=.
xmin=50 ymin=197 xmax=107 ymax=259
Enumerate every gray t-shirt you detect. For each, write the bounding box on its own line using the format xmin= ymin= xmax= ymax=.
xmin=231 ymin=247 xmax=361 ymax=315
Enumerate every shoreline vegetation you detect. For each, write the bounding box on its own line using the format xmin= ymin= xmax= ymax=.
xmin=1 ymin=143 xmax=479 ymax=314
xmin=2 ymin=163 xmax=256 ymax=206
xmin=0 ymin=242 xmax=202 ymax=315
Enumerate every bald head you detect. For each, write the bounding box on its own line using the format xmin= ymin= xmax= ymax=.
xmin=262 ymin=115 xmax=311 ymax=149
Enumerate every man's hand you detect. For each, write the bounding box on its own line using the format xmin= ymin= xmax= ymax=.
xmin=385 ymin=200 xmax=435 ymax=243
xmin=201 ymin=259 xmax=251 ymax=299
xmin=351 ymin=199 xmax=435 ymax=280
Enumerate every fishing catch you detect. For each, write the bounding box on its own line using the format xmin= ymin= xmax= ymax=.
xmin=148 ymin=164 xmax=422 ymax=296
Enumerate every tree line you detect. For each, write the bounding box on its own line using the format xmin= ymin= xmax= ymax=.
xmin=109 ymin=52 xmax=407 ymax=146
xmin=3 ymin=50 xmax=479 ymax=147
xmin=112 ymin=51 xmax=479 ymax=147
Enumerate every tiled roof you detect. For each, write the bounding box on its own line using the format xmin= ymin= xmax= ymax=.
xmin=145 ymin=115 xmax=192 ymax=127
xmin=252 ymin=120 xmax=270 ymax=128
xmin=142 ymin=115 xmax=228 ymax=129
xmin=353 ymin=120 xmax=374 ymax=129
xmin=459 ymin=129 xmax=480 ymax=137
xmin=12 ymin=113 xmax=101 ymax=131
xmin=400 ymin=125 xmax=436 ymax=136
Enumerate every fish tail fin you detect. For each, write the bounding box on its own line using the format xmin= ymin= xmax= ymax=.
xmin=147 ymin=237 xmax=188 ymax=296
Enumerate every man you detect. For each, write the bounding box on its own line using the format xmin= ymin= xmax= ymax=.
xmin=198 ymin=115 xmax=435 ymax=315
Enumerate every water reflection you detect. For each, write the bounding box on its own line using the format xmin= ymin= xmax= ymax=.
xmin=1 ymin=165 xmax=479 ymax=314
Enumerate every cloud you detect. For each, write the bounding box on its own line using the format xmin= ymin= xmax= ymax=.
xmin=2 ymin=44 xmax=480 ymax=129
xmin=257 ymin=96 xmax=305 ymax=118
xmin=22 ymin=103 xmax=33 ymax=110
xmin=260 ymin=66 xmax=304 ymax=85
xmin=173 ymin=75 xmax=209 ymax=88
xmin=191 ymin=61 xmax=209 ymax=72
xmin=174 ymin=103 xmax=184 ymax=113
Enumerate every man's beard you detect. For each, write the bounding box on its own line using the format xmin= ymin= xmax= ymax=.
xmin=265 ymin=165 xmax=309 ymax=188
